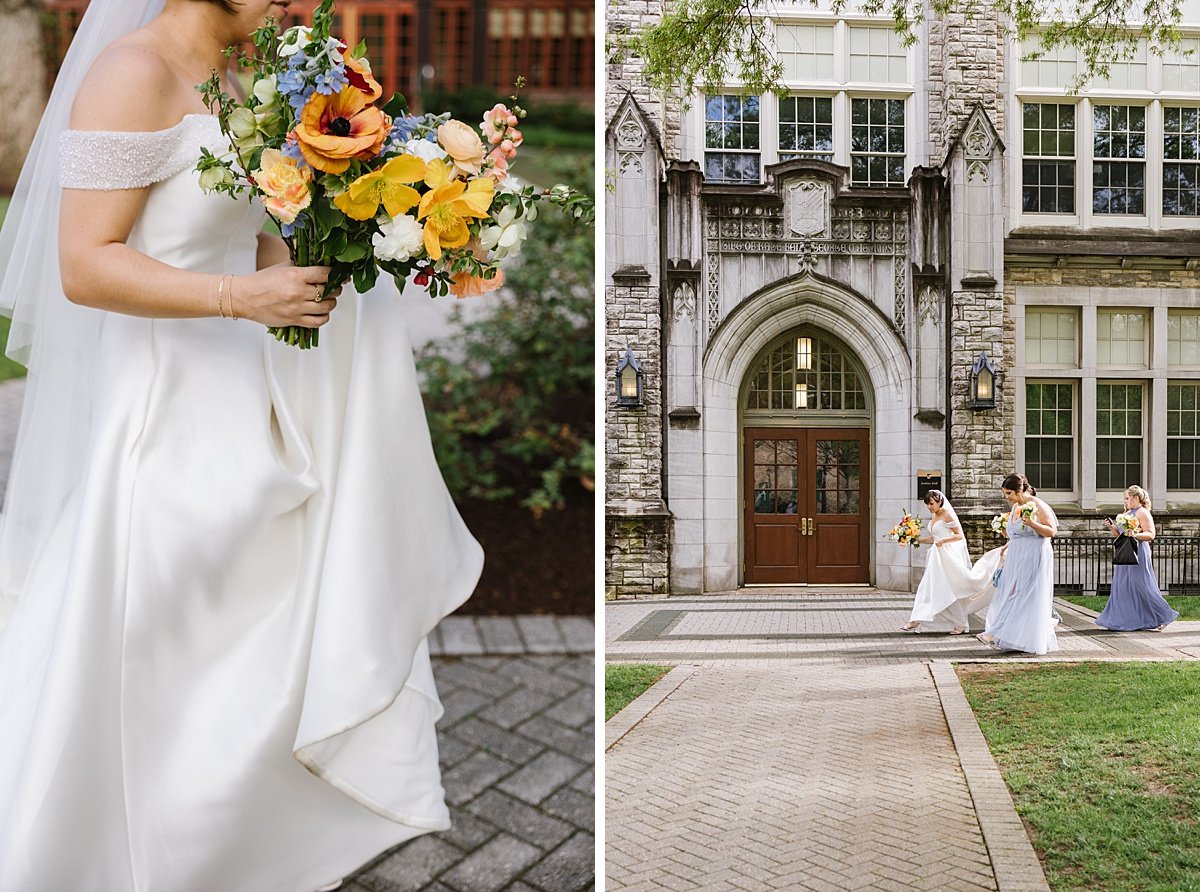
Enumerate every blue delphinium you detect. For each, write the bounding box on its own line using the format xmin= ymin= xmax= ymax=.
xmin=278 ymin=53 xmax=317 ymax=113
xmin=280 ymin=212 xmax=306 ymax=239
xmin=314 ymin=64 xmax=348 ymax=96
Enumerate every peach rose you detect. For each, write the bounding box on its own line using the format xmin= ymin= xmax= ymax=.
xmin=450 ymin=267 xmax=504 ymax=298
xmin=437 ymin=119 xmax=486 ymax=175
xmin=252 ymin=149 xmax=313 ymax=224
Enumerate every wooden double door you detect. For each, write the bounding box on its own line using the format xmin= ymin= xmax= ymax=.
xmin=743 ymin=428 xmax=871 ymax=585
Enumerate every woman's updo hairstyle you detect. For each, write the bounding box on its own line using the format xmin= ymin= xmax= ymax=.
xmin=1001 ymin=473 xmax=1033 ymax=494
xmin=923 ymin=489 xmax=945 ymax=508
xmin=1125 ymin=484 xmax=1152 ymax=510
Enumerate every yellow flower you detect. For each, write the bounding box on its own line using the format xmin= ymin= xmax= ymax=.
xmin=252 ymin=148 xmax=313 ymax=224
xmin=333 ymin=154 xmax=427 ymax=221
xmin=437 ymin=120 xmax=486 ymax=175
xmin=424 ymin=158 xmax=457 ymax=190
xmin=417 ymin=178 xmax=495 ymax=259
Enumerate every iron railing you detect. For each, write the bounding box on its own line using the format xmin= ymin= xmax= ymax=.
xmin=1051 ymin=535 xmax=1200 ymax=596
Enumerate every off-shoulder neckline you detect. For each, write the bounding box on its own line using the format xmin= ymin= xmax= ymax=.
xmin=63 ymin=113 xmax=220 ymax=137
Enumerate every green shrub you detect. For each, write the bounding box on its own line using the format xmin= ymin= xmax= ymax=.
xmin=417 ymin=155 xmax=594 ymax=516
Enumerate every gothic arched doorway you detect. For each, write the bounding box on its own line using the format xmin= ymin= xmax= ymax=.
xmin=741 ymin=328 xmax=873 ymax=584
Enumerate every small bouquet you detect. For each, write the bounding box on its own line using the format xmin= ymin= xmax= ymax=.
xmin=887 ymin=511 xmax=923 ymax=548
xmin=1115 ymin=512 xmax=1141 ymax=535
xmin=989 ymin=512 xmax=1008 ymax=536
xmin=1017 ymin=501 xmax=1039 ymax=525
xmin=196 ymin=0 xmax=592 ymax=348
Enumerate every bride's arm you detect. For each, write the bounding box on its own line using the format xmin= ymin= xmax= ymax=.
xmin=58 ymin=46 xmax=336 ymax=329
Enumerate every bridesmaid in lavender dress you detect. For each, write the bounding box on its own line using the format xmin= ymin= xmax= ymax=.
xmin=1096 ymin=485 xmax=1179 ymax=632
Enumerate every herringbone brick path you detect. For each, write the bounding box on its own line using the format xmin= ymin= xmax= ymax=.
xmin=606 ymin=663 xmax=996 ymax=892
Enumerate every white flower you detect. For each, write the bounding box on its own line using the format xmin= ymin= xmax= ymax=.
xmin=480 ymin=205 xmax=528 ymax=259
xmin=199 ymin=165 xmax=235 ymax=192
xmin=279 ymin=26 xmax=312 ymax=57
xmin=373 ymin=215 xmax=425 ymax=263
xmin=253 ymin=75 xmax=278 ymax=110
xmin=404 ymin=138 xmax=449 ymax=165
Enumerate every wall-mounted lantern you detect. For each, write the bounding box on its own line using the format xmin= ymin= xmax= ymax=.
xmin=970 ymin=351 xmax=998 ymax=411
xmin=615 ymin=345 xmax=644 ymax=408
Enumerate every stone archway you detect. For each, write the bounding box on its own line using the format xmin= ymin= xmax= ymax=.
xmin=689 ymin=272 xmax=913 ymax=592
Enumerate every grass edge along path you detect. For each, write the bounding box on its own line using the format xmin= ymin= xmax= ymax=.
xmin=957 ymin=661 xmax=1200 ymax=892
xmin=605 ymin=663 xmax=670 ymax=720
xmin=1061 ymin=594 xmax=1200 ymax=619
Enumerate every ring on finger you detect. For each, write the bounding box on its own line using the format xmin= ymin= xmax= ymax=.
xmin=313 ymin=284 xmax=323 ymax=302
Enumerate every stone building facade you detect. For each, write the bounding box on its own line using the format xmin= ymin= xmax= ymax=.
xmin=605 ymin=0 xmax=1200 ymax=597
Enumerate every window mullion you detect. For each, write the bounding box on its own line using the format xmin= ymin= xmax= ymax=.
xmin=1080 ymin=97 xmax=1093 ymax=227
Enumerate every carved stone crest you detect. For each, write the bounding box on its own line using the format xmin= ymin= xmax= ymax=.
xmin=616 ymin=112 xmax=646 ymax=150
xmin=964 ymin=117 xmax=994 ymax=159
xmin=672 ymin=280 xmax=697 ymax=320
xmin=784 ymin=180 xmax=828 ymax=238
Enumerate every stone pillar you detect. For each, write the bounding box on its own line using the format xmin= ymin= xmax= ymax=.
xmin=605 ymin=96 xmax=671 ymax=598
xmin=944 ymin=107 xmax=1010 ymax=512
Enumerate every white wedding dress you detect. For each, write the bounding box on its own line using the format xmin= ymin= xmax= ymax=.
xmin=907 ymin=517 xmax=1001 ymax=632
xmin=0 ymin=115 xmax=483 ymax=891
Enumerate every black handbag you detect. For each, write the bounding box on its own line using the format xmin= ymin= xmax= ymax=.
xmin=1113 ymin=534 xmax=1139 ymax=566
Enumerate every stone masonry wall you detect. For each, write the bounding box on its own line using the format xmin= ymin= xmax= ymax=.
xmin=606 ymin=516 xmax=671 ymax=598
xmin=927 ymin=13 xmax=1005 ymax=164
xmin=604 ymin=0 xmax=682 ymax=155
xmin=949 ymin=288 xmax=1014 ymax=509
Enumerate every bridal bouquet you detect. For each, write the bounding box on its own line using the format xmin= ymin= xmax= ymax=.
xmin=196 ymin=0 xmax=592 ymax=348
xmin=1115 ymin=512 xmax=1141 ymax=535
xmin=1017 ymin=502 xmax=1039 ymax=525
xmin=887 ymin=512 xmax=923 ymax=548
xmin=989 ymin=513 xmax=1008 ymax=536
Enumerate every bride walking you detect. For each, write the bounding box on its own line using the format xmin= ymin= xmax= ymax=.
xmin=903 ymin=490 xmax=1001 ymax=634
xmin=0 ymin=1 xmax=483 ymax=889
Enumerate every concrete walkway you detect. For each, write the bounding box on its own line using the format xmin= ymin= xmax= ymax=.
xmin=605 ymin=591 xmax=1200 ymax=891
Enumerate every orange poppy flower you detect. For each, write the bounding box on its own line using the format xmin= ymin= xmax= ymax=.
xmin=295 ymin=89 xmax=389 ymax=174
xmin=450 ymin=268 xmax=504 ymax=298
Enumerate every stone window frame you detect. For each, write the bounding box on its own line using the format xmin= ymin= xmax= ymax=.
xmin=1010 ymin=33 xmax=1200 ymax=231
xmin=693 ymin=15 xmax=912 ymax=184
xmin=1014 ymin=290 xmax=1200 ymax=509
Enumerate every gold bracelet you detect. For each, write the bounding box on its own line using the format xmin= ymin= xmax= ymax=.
xmin=217 ymin=275 xmax=226 ymax=319
xmin=227 ymin=275 xmax=238 ymax=320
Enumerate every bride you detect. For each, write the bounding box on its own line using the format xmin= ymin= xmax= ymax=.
xmin=902 ymin=490 xmax=1001 ymax=634
xmin=0 ymin=1 xmax=482 ymax=889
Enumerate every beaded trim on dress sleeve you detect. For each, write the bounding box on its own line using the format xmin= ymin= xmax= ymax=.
xmin=58 ymin=115 xmax=221 ymax=191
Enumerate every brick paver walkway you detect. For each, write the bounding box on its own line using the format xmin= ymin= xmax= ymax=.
xmin=606 ymin=591 xmax=1200 ymax=891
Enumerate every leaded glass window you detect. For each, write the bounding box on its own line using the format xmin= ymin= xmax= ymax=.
xmin=1025 ymin=382 xmax=1074 ymax=490
xmin=1022 ymin=103 xmax=1076 ymax=213
xmin=777 ymin=24 xmax=835 ymax=81
xmin=1097 ymin=310 xmax=1148 ymax=367
xmin=1092 ymin=105 xmax=1146 ymax=215
xmin=704 ymin=94 xmax=760 ymax=183
xmin=848 ymin=27 xmax=907 ymax=83
xmin=1168 ymin=309 xmax=1200 ymax=366
xmin=1096 ymin=383 xmax=1144 ymax=490
xmin=1025 ymin=308 xmax=1079 ymax=367
xmin=779 ymin=96 xmax=834 ymax=162
xmin=850 ymin=98 xmax=905 ymax=187
xmin=745 ymin=334 xmax=867 ymax=412
xmin=1168 ymin=383 xmax=1200 ymax=489
xmin=1162 ymin=107 xmax=1200 ymax=216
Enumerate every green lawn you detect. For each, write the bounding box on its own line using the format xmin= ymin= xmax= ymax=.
xmin=605 ymin=664 xmax=671 ymax=720
xmin=1061 ymin=595 xmax=1200 ymax=619
xmin=958 ymin=662 xmax=1200 ymax=891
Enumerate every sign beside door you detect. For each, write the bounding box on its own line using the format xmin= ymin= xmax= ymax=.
xmin=743 ymin=428 xmax=871 ymax=585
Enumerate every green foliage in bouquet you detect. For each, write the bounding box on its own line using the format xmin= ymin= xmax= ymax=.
xmin=417 ymin=158 xmax=594 ymax=516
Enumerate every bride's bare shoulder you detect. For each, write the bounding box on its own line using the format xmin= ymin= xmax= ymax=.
xmin=70 ymin=36 xmax=180 ymax=133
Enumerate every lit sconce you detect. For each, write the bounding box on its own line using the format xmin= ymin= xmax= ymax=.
xmin=970 ymin=351 xmax=998 ymax=411
xmin=795 ymin=336 xmax=813 ymax=370
xmin=615 ymin=345 xmax=644 ymax=408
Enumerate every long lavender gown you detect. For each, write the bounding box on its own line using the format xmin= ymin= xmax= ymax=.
xmin=1096 ymin=527 xmax=1179 ymax=631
